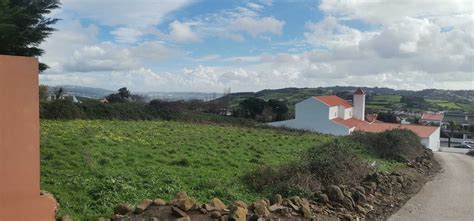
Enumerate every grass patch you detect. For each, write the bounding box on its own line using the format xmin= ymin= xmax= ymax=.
xmin=40 ymin=120 xmax=329 ymax=220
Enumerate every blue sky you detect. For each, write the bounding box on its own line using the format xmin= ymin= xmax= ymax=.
xmin=40 ymin=0 xmax=473 ymax=92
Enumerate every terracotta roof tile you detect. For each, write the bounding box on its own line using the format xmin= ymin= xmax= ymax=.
xmin=314 ymin=95 xmax=353 ymax=108
xmin=354 ymin=88 xmax=365 ymax=95
xmin=332 ymin=118 xmax=369 ymax=128
xmin=421 ymin=112 xmax=444 ymax=121
xmin=355 ymin=123 xmax=439 ymax=138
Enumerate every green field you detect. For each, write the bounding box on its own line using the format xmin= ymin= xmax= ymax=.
xmin=40 ymin=120 xmax=403 ymax=220
xmin=40 ymin=120 xmax=330 ymax=219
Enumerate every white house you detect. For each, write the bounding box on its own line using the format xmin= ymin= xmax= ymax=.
xmin=269 ymin=88 xmax=441 ymax=151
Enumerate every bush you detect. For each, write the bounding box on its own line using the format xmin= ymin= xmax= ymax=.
xmin=467 ymin=150 xmax=474 ymax=157
xmin=245 ymin=138 xmax=372 ymax=195
xmin=349 ymin=129 xmax=425 ymax=162
xmin=303 ymin=139 xmax=372 ymax=185
xmin=40 ymin=100 xmax=83 ymax=119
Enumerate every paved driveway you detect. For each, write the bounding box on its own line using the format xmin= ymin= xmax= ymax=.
xmin=389 ymin=152 xmax=474 ymax=221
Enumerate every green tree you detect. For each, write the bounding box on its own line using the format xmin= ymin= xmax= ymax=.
xmin=267 ymin=99 xmax=289 ymax=121
xmin=0 ymin=0 xmax=60 ymax=71
xmin=106 ymin=87 xmax=131 ymax=103
xmin=239 ymin=97 xmax=266 ymax=119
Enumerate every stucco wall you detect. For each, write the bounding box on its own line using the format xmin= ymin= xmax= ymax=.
xmin=420 ymin=127 xmax=440 ymax=151
xmin=353 ymin=94 xmax=365 ymax=120
xmin=270 ymin=98 xmax=349 ymax=135
xmin=0 ymin=55 xmax=56 ymax=220
xmin=344 ymin=107 xmax=353 ymax=120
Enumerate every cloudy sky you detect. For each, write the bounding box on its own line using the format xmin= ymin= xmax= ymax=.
xmin=39 ymin=0 xmax=473 ymax=92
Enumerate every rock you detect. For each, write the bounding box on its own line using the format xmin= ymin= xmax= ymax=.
xmin=174 ymin=217 xmax=191 ymax=221
xmin=253 ymin=200 xmax=270 ymax=217
xmin=111 ymin=214 xmax=124 ymax=219
xmin=210 ymin=197 xmax=227 ymax=210
xmin=356 ymin=205 xmax=367 ymax=215
xmin=171 ymin=206 xmax=189 ymax=218
xmin=342 ymin=213 xmax=354 ymax=221
xmin=263 ymin=199 xmax=271 ymax=207
xmin=355 ymin=186 xmax=365 ymax=195
xmin=327 ymin=185 xmax=344 ymax=202
xmin=233 ymin=200 xmax=248 ymax=209
xmin=317 ymin=193 xmax=330 ymax=203
xmin=97 ymin=218 xmax=110 ymax=221
xmin=289 ymin=196 xmax=303 ymax=206
xmin=284 ymin=199 xmax=299 ymax=212
xmin=152 ymin=198 xmax=166 ymax=206
xmin=61 ymin=215 xmax=73 ymax=221
xmin=268 ymin=204 xmax=285 ymax=212
xmin=199 ymin=207 xmax=208 ymax=214
xmin=271 ymin=194 xmax=283 ymax=205
xmin=204 ymin=203 xmax=216 ymax=211
xmin=229 ymin=205 xmax=248 ymax=221
xmin=300 ymin=204 xmax=312 ymax=218
xmin=353 ymin=190 xmax=366 ymax=203
xmin=149 ymin=217 xmax=159 ymax=221
xmin=113 ymin=203 xmax=133 ymax=215
xmin=171 ymin=192 xmax=196 ymax=211
xmin=210 ymin=211 xmax=222 ymax=218
xmin=135 ymin=199 xmax=153 ymax=213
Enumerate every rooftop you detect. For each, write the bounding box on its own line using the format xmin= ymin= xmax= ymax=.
xmin=314 ymin=95 xmax=353 ymax=108
xmin=356 ymin=122 xmax=439 ymax=138
xmin=421 ymin=112 xmax=444 ymax=121
xmin=332 ymin=118 xmax=368 ymax=128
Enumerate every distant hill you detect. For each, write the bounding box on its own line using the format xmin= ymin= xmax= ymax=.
xmin=220 ymin=86 xmax=474 ymax=113
xmin=48 ymin=85 xmax=114 ymax=98
xmin=46 ymin=85 xmax=223 ymax=101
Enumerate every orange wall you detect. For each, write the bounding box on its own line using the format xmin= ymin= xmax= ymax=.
xmin=0 ymin=55 xmax=56 ymax=221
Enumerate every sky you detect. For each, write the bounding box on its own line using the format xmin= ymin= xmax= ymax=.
xmin=39 ymin=0 xmax=474 ymax=92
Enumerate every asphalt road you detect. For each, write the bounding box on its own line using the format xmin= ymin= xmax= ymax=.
xmin=389 ymin=152 xmax=474 ymax=221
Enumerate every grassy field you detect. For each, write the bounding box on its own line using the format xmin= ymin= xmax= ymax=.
xmin=40 ymin=120 xmax=401 ymax=220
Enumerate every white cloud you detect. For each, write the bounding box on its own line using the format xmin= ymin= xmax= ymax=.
xmin=111 ymin=28 xmax=143 ymax=44
xmin=60 ymin=0 xmax=193 ymax=28
xmin=40 ymin=21 xmax=181 ymax=74
xmin=164 ymin=4 xmax=285 ymax=42
xmin=319 ymin=0 xmax=472 ymax=24
xmin=167 ymin=20 xmax=200 ymax=43
xmin=233 ymin=16 xmax=284 ymax=37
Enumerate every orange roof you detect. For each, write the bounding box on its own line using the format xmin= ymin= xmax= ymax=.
xmin=314 ymin=95 xmax=352 ymax=108
xmin=332 ymin=118 xmax=368 ymax=128
xmin=355 ymin=123 xmax=439 ymax=138
xmin=421 ymin=112 xmax=444 ymax=121
xmin=354 ymin=88 xmax=365 ymax=95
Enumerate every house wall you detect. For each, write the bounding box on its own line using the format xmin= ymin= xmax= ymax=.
xmin=420 ymin=127 xmax=441 ymax=151
xmin=328 ymin=106 xmax=338 ymax=119
xmin=344 ymin=107 xmax=353 ymax=120
xmin=270 ymin=98 xmax=350 ymax=135
xmin=353 ymin=94 xmax=365 ymax=120
xmin=337 ymin=106 xmax=345 ymax=119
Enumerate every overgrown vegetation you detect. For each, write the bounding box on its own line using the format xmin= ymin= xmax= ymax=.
xmin=467 ymin=150 xmax=474 ymax=157
xmin=349 ymin=129 xmax=426 ymax=162
xmin=246 ymin=129 xmax=425 ymax=199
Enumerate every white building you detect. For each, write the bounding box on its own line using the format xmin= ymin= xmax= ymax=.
xmin=269 ymin=88 xmax=441 ymax=151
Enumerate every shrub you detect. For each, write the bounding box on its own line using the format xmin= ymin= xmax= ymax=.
xmin=349 ymin=129 xmax=426 ymax=162
xmin=467 ymin=150 xmax=474 ymax=157
xmin=40 ymin=100 xmax=83 ymax=119
xmin=245 ymin=138 xmax=372 ymax=195
xmin=303 ymin=139 xmax=372 ymax=185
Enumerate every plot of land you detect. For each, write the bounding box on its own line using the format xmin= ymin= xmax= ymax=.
xmin=40 ymin=120 xmax=330 ymax=219
xmin=40 ymin=120 xmax=403 ymax=220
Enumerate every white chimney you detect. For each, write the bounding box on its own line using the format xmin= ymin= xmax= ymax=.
xmin=353 ymin=88 xmax=365 ymax=121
